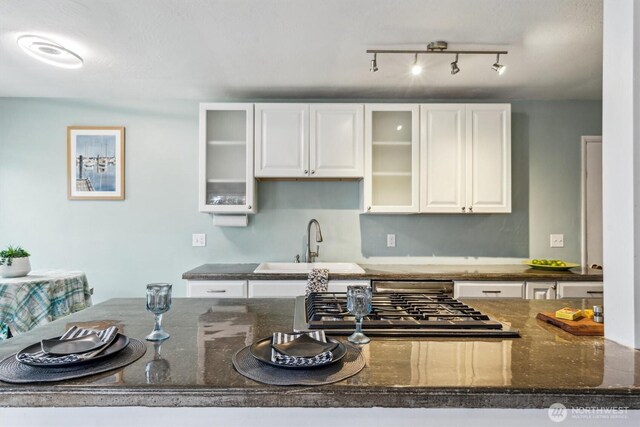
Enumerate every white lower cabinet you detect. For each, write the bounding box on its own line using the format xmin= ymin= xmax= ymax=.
xmin=186 ymin=280 xmax=247 ymax=298
xmin=556 ymin=282 xmax=604 ymax=299
xmin=525 ymin=282 xmax=557 ymax=299
xmin=248 ymin=280 xmax=370 ymax=298
xmin=186 ymin=279 xmax=602 ymax=300
xmin=454 ymin=281 xmax=524 ymax=299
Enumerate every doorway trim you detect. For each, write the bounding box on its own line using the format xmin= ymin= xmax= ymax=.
xmin=581 ymin=135 xmax=603 ymax=268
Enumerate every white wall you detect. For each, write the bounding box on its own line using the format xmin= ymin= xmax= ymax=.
xmin=602 ymin=0 xmax=640 ymax=348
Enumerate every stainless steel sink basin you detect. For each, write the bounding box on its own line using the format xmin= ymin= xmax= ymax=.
xmin=253 ymin=262 xmax=365 ymax=274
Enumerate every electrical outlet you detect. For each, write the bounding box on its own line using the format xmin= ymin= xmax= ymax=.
xmin=386 ymin=234 xmax=396 ymax=248
xmin=550 ymin=234 xmax=564 ymax=248
xmin=192 ymin=233 xmax=206 ymax=247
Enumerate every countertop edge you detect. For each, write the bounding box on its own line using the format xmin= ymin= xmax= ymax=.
xmin=181 ymin=264 xmax=604 ymax=282
xmin=1 ymin=387 xmax=638 ymax=409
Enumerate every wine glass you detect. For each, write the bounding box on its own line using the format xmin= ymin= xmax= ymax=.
xmin=346 ymin=285 xmax=372 ymax=344
xmin=145 ymin=283 xmax=172 ymax=341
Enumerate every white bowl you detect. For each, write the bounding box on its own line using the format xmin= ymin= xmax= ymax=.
xmin=0 ymin=257 xmax=31 ymax=278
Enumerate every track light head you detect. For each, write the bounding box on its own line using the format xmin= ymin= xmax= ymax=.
xmin=370 ymin=53 xmax=378 ymax=73
xmin=411 ymin=53 xmax=422 ymax=75
xmin=450 ymin=54 xmax=460 ymax=75
xmin=492 ymin=54 xmax=506 ymax=75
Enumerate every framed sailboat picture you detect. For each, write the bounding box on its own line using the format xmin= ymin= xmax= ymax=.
xmin=67 ymin=126 xmax=125 ymax=200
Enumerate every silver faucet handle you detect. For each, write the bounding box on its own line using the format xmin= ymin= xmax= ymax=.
xmin=307 ymin=247 xmax=320 ymax=263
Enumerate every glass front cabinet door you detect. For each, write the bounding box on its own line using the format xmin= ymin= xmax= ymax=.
xmin=199 ymin=103 xmax=256 ymax=213
xmin=363 ymin=104 xmax=420 ymax=213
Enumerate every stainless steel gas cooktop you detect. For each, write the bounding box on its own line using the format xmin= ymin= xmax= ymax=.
xmin=293 ymin=292 xmax=520 ymax=337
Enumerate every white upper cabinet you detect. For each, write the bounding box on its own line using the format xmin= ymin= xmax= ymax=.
xmin=466 ymin=104 xmax=511 ymax=213
xmin=255 ymin=103 xmax=364 ymax=178
xmin=420 ymin=104 xmax=467 ymax=213
xmin=199 ymin=103 xmax=256 ymax=214
xmin=255 ymin=104 xmax=309 ymax=177
xmin=310 ymin=104 xmax=364 ymax=178
xmin=418 ymin=103 xmax=511 ymax=214
xmin=363 ymin=104 xmax=420 ymax=213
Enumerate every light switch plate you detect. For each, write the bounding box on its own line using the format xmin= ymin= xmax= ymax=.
xmin=550 ymin=234 xmax=564 ymax=248
xmin=192 ymin=233 xmax=206 ymax=247
xmin=386 ymin=234 xmax=396 ymax=248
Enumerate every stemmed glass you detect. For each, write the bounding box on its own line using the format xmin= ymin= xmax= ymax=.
xmin=346 ymin=285 xmax=372 ymax=344
xmin=145 ymin=283 xmax=172 ymax=341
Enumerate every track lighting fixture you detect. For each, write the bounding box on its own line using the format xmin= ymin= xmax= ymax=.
xmin=450 ymin=54 xmax=460 ymax=75
xmin=411 ymin=53 xmax=422 ymax=75
xmin=369 ymin=53 xmax=378 ymax=72
xmin=366 ymin=41 xmax=507 ymax=76
xmin=491 ymin=54 xmax=506 ymax=75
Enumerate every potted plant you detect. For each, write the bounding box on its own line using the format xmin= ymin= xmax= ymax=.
xmin=0 ymin=246 xmax=31 ymax=278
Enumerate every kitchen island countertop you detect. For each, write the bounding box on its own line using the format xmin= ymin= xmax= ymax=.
xmin=0 ymin=297 xmax=636 ymax=409
xmin=182 ymin=263 xmax=604 ymax=281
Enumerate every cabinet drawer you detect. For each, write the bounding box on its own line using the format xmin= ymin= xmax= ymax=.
xmin=249 ymin=280 xmax=306 ymax=298
xmin=556 ymin=282 xmax=603 ymax=299
xmin=187 ymin=280 xmax=247 ymax=298
xmin=454 ymin=281 xmax=524 ymax=298
xmin=248 ymin=280 xmax=370 ymax=298
xmin=326 ymin=280 xmax=370 ymax=293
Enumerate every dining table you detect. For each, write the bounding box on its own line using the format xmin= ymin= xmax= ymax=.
xmin=0 ymin=270 xmax=93 ymax=339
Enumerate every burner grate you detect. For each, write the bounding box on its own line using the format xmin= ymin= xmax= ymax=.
xmin=305 ymin=292 xmax=506 ymax=330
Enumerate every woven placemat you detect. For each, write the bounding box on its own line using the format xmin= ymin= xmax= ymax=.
xmin=0 ymin=338 xmax=146 ymax=384
xmin=232 ymin=341 xmax=365 ymax=386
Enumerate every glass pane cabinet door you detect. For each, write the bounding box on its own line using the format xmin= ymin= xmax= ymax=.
xmin=364 ymin=105 xmax=419 ymax=213
xmin=199 ymin=104 xmax=255 ymax=213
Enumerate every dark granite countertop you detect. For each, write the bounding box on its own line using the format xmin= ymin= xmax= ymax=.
xmin=0 ymin=297 xmax=636 ymax=409
xmin=182 ymin=263 xmax=604 ymax=282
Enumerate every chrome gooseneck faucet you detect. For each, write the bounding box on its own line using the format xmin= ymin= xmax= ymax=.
xmin=306 ymin=219 xmax=323 ymax=263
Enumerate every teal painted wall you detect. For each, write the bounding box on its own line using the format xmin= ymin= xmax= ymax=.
xmin=0 ymin=98 xmax=601 ymax=302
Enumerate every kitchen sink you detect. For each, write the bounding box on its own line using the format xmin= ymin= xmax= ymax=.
xmin=253 ymin=262 xmax=365 ymax=274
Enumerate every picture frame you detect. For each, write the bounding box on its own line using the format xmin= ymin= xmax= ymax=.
xmin=67 ymin=126 xmax=125 ymax=200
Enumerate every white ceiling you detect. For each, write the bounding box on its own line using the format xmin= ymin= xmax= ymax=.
xmin=0 ymin=0 xmax=603 ymax=100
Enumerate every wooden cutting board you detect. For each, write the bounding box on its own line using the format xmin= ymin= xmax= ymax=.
xmin=536 ymin=312 xmax=604 ymax=336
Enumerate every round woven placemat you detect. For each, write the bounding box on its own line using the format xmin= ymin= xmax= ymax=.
xmin=0 ymin=338 xmax=147 ymax=384
xmin=233 ymin=341 xmax=365 ymax=386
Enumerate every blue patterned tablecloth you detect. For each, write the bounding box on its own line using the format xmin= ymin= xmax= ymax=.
xmin=0 ymin=270 xmax=93 ymax=338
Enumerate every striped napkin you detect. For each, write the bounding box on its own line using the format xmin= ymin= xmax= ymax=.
xmin=16 ymin=325 xmax=119 ymax=365
xmin=271 ymin=331 xmax=333 ymax=367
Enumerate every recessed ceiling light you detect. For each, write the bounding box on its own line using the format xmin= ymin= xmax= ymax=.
xmin=17 ymin=35 xmax=83 ymax=69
